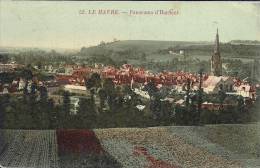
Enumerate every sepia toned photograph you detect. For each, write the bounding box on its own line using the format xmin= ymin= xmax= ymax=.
xmin=0 ymin=1 xmax=260 ymax=168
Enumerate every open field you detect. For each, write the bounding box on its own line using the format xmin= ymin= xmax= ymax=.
xmin=0 ymin=123 xmax=259 ymax=168
xmin=0 ymin=130 xmax=58 ymax=168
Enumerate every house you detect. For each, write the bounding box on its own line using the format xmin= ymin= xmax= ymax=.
xmin=133 ymin=88 xmax=150 ymax=99
xmin=203 ymin=76 xmax=234 ymax=94
xmin=18 ymin=78 xmax=26 ymax=90
xmin=175 ymin=99 xmax=185 ymax=106
xmin=70 ymin=96 xmax=80 ymax=115
xmin=201 ymin=102 xmax=235 ymax=111
xmin=2 ymin=85 xmax=9 ymax=94
xmin=0 ymin=63 xmax=24 ymax=72
xmin=44 ymin=65 xmax=53 ymax=72
xmin=136 ymin=105 xmax=145 ymax=111
xmin=235 ymin=84 xmax=256 ymax=100
xmin=0 ymin=82 xmax=18 ymax=94
xmin=55 ymin=75 xmax=73 ymax=85
xmin=65 ymin=67 xmax=74 ymax=75
xmin=64 ymin=84 xmax=87 ymax=95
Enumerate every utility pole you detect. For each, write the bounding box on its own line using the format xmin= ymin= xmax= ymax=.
xmin=197 ymin=68 xmax=203 ymax=125
xmin=185 ymin=78 xmax=191 ymax=125
xmin=185 ymin=78 xmax=191 ymax=108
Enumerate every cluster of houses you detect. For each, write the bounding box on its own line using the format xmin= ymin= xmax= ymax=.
xmin=56 ymin=63 xmax=258 ymax=112
xmin=0 ymin=63 xmax=24 ymax=73
xmin=54 ymin=64 xmax=256 ymax=99
xmin=56 ymin=63 xmax=205 ymax=86
xmin=0 ymin=63 xmax=257 ymax=100
xmin=0 ymin=61 xmax=258 ymax=114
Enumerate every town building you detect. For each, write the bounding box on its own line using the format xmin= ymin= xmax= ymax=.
xmin=211 ymin=29 xmax=222 ymax=76
xmin=64 ymin=84 xmax=88 ymax=95
xmin=0 ymin=63 xmax=24 ymax=72
xmin=234 ymin=84 xmax=256 ymax=100
xmin=203 ymin=76 xmax=234 ymax=94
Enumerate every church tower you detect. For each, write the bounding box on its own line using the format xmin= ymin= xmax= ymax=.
xmin=211 ymin=29 xmax=222 ymax=76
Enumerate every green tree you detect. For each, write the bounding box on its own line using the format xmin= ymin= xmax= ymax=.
xmin=144 ymin=81 xmax=158 ymax=97
xmin=103 ymin=78 xmax=116 ymax=110
xmin=0 ymin=54 xmax=9 ymax=63
xmin=98 ymin=88 xmax=107 ymax=110
xmin=39 ymin=86 xmax=48 ymax=102
xmin=77 ymin=98 xmax=97 ymax=128
xmin=85 ymin=73 xmax=102 ymax=103
xmin=62 ymin=91 xmax=71 ymax=128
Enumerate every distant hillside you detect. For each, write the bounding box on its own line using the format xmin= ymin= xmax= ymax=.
xmin=229 ymin=40 xmax=260 ymax=45
xmin=0 ymin=46 xmax=77 ymax=54
xmin=99 ymin=40 xmax=212 ymax=52
xmin=79 ymin=40 xmax=260 ymax=62
xmin=81 ymin=40 xmax=212 ymax=54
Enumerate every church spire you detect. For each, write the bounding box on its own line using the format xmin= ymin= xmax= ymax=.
xmin=214 ymin=28 xmax=220 ymax=54
xmin=211 ymin=28 xmax=222 ymax=76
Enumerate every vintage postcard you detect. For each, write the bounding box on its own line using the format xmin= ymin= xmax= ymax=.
xmin=0 ymin=1 xmax=259 ymax=168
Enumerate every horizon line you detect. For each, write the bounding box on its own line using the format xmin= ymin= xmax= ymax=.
xmin=1 ymin=39 xmax=260 ymax=51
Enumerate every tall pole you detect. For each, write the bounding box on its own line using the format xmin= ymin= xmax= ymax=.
xmin=185 ymin=78 xmax=191 ymax=108
xmin=185 ymin=78 xmax=191 ymax=125
xmin=197 ymin=68 xmax=203 ymax=125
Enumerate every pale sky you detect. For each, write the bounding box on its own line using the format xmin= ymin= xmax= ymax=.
xmin=0 ymin=1 xmax=260 ymax=49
